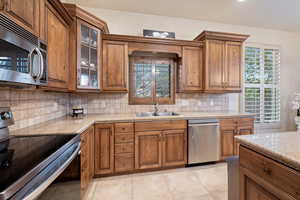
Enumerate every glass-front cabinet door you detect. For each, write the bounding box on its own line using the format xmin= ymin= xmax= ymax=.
xmin=77 ymin=20 xmax=101 ymax=89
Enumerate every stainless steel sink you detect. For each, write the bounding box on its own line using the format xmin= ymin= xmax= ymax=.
xmin=136 ymin=112 xmax=180 ymax=117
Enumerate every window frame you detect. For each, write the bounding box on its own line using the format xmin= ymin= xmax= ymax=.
xmin=129 ymin=53 xmax=176 ymax=105
xmin=241 ymin=43 xmax=281 ymax=128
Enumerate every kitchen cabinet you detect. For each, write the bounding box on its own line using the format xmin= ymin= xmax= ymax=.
xmin=114 ymin=123 xmax=134 ymax=173
xmin=94 ymin=123 xmax=114 ymax=175
xmin=64 ymin=4 xmax=109 ymax=92
xmin=220 ymin=117 xmax=254 ymax=159
xmin=194 ymin=31 xmax=249 ymax=93
xmin=135 ymin=120 xmax=187 ymax=170
xmin=135 ymin=131 xmax=162 ymax=170
xmin=102 ymin=40 xmax=128 ymax=92
xmin=42 ymin=0 xmax=72 ymax=90
xmin=239 ymin=146 xmax=300 ymax=200
xmin=177 ymin=46 xmax=203 ymax=92
xmin=0 ymin=0 xmax=39 ymax=35
xmin=80 ymin=125 xmax=94 ymax=199
xmin=162 ymin=129 xmax=187 ymax=167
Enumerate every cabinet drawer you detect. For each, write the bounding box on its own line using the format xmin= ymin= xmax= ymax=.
xmin=135 ymin=120 xmax=187 ymax=132
xmin=238 ymin=117 xmax=254 ymax=128
xmin=220 ymin=118 xmax=237 ymax=130
xmin=115 ymin=153 xmax=134 ymax=173
xmin=115 ymin=123 xmax=134 ymax=133
xmin=240 ymin=146 xmax=300 ymax=199
xmin=115 ymin=143 xmax=134 ymax=154
xmin=115 ymin=134 xmax=134 ymax=144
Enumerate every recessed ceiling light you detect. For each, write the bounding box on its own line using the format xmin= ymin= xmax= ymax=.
xmin=237 ymin=0 xmax=246 ymax=2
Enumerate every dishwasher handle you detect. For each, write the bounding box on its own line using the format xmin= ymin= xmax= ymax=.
xmin=188 ymin=123 xmax=219 ymax=127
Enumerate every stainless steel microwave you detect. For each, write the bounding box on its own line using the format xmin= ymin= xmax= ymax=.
xmin=0 ymin=14 xmax=47 ymax=86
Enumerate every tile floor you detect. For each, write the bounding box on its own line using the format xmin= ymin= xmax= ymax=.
xmin=40 ymin=163 xmax=228 ymax=200
xmin=88 ymin=163 xmax=228 ymax=200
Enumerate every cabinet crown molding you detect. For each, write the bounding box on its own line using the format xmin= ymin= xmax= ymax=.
xmin=47 ymin=0 xmax=73 ymax=25
xmin=194 ymin=31 xmax=250 ymax=42
xmin=103 ymin=34 xmax=203 ymax=47
xmin=63 ymin=3 xmax=109 ymax=33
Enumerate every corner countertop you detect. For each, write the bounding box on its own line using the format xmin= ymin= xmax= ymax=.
xmin=10 ymin=111 xmax=254 ymax=136
xmin=236 ymin=132 xmax=300 ymax=171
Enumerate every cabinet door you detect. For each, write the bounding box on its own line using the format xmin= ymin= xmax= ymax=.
xmin=178 ymin=46 xmax=203 ymax=92
xmin=46 ymin=3 xmax=69 ymax=89
xmin=162 ymin=129 xmax=187 ymax=167
xmin=135 ymin=131 xmax=162 ymax=170
xmin=224 ymin=41 xmax=242 ymax=91
xmin=102 ymin=40 xmax=128 ymax=91
xmin=236 ymin=117 xmax=254 ymax=155
xmin=94 ymin=123 xmax=114 ymax=175
xmin=220 ymin=118 xmax=237 ymax=159
xmin=3 ymin=0 xmax=39 ymax=34
xmin=240 ymin=167 xmax=280 ymax=200
xmin=205 ymin=40 xmax=225 ymax=91
xmin=77 ymin=19 xmax=101 ymax=90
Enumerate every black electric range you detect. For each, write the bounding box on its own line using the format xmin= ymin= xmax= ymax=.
xmin=0 ymin=134 xmax=80 ymax=200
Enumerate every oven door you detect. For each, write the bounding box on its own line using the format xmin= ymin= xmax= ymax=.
xmin=0 ymin=24 xmax=45 ymax=86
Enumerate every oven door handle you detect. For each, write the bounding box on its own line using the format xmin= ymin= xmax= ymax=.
xmin=22 ymin=143 xmax=81 ymax=200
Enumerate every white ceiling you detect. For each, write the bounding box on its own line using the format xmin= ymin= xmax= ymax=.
xmin=73 ymin=0 xmax=300 ymax=33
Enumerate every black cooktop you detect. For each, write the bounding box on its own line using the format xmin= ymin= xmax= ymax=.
xmin=0 ymin=134 xmax=76 ymax=193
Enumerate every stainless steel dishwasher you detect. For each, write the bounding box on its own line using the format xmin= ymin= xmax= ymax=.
xmin=188 ymin=119 xmax=220 ymax=165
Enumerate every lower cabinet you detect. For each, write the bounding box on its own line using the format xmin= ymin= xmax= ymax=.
xmin=135 ymin=131 xmax=163 ymax=169
xmin=135 ymin=120 xmax=187 ymax=170
xmin=220 ymin=117 xmax=254 ymax=159
xmin=94 ymin=123 xmax=114 ymax=175
xmin=239 ymin=146 xmax=300 ymax=200
xmin=80 ymin=125 xmax=94 ymax=199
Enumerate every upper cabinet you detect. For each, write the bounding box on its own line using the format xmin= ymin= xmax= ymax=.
xmin=63 ymin=4 xmax=109 ymax=92
xmin=41 ymin=0 xmax=72 ymax=90
xmin=102 ymin=40 xmax=128 ymax=92
xmin=194 ymin=31 xmax=249 ymax=93
xmin=178 ymin=46 xmax=203 ymax=92
xmin=0 ymin=0 xmax=40 ymax=35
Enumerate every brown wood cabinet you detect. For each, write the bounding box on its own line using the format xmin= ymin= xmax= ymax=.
xmin=177 ymin=46 xmax=203 ymax=92
xmin=94 ymin=123 xmax=114 ymax=175
xmin=220 ymin=117 xmax=254 ymax=159
xmin=42 ymin=1 xmax=71 ymax=90
xmin=80 ymin=125 xmax=94 ymax=199
xmin=162 ymin=129 xmax=187 ymax=167
xmin=135 ymin=120 xmax=187 ymax=170
xmin=114 ymin=123 xmax=135 ymax=173
xmin=64 ymin=3 xmax=109 ymax=92
xmin=102 ymin=40 xmax=128 ymax=92
xmin=239 ymin=146 xmax=300 ymax=200
xmin=195 ymin=31 xmax=249 ymax=93
xmin=0 ymin=0 xmax=39 ymax=35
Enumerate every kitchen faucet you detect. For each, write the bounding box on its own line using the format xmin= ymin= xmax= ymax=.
xmin=154 ymin=102 xmax=159 ymax=115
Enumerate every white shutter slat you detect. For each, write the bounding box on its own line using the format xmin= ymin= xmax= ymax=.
xmin=244 ymin=46 xmax=280 ymax=123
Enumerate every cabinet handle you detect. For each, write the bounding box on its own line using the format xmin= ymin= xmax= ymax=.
xmin=263 ymin=167 xmax=272 ymax=176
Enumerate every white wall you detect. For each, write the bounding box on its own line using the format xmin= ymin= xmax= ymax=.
xmin=67 ymin=2 xmax=300 ymax=131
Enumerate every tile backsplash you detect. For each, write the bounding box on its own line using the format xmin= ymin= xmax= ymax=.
xmin=1 ymin=88 xmax=231 ymax=130
xmin=0 ymin=88 xmax=69 ymax=131
xmin=70 ymin=93 xmax=229 ymax=114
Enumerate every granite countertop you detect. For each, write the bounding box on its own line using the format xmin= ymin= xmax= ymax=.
xmin=236 ymin=132 xmax=300 ymax=171
xmin=10 ymin=111 xmax=254 ymax=136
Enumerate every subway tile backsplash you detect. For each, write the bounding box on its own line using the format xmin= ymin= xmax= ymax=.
xmin=1 ymin=88 xmax=230 ymax=130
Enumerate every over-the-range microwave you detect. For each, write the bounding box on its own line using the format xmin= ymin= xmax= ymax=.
xmin=0 ymin=13 xmax=47 ymax=86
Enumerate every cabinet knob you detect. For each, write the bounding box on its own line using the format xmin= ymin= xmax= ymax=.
xmin=263 ymin=167 xmax=272 ymax=176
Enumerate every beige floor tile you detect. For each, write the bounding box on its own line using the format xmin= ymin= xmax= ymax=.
xmin=132 ymin=174 xmax=172 ymax=200
xmin=172 ymin=193 xmax=214 ymax=200
xmin=165 ymin=170 xmax=209 ymax=196
xmin=92 ymin=177 xmax=132 ymax=200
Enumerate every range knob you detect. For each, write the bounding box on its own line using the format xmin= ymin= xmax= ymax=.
xmin=1 ymin=112 xmax=11 ymax=120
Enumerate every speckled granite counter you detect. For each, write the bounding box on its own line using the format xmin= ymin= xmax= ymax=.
xmin=236 ymin=132 xmax=300 ymax=171
xmin=11 ymin=111 xmax=254 ymax=136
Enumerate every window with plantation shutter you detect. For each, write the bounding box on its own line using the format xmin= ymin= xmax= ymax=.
xmin=244 ymin=45 xmax=280 ymax=123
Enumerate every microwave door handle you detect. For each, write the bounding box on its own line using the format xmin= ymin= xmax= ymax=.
xmin=35 ymin=48 xmax=44 ymax=80
xmin=29 ymin=48 xmax=40 ymax=79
